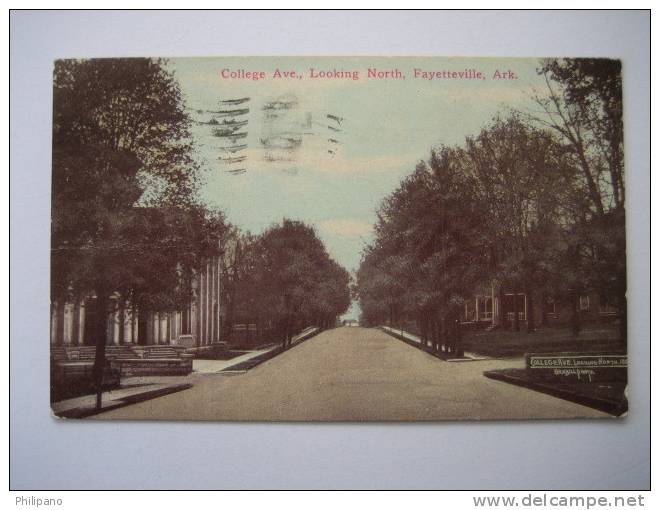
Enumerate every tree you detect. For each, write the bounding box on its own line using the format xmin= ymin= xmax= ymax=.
xmin=51 ymin=58 xmax=210 ymax=407
xmin=357 ymin=58 xmax=626 ymax=349
xmin=253 ymin=220 xmax=350 ymax=347
xmin=220 ymin=229 xmax=263 ymax=343
xmin=465 ymin=114 xmax=574 ymax=332
xmin=357 ymin=150 xmax=489 ymax=353
xmin=307 ymin=260 xmax=351 ymax=329
xmin=529 ymin=58 xmax=626 ymax=340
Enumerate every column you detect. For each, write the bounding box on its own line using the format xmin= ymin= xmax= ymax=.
xmin=113 ymin=305 xmax=120 ymax=345
xmin=217 ymin=256 xmax=222 ymax=342
xmin=491 ymin=281 xmax=497 ymax=327
xmin=79 ymin=301 xmax=86 ymax=345
xmin=56 ymin=300 xmax=65 ymax=346
xmin=131 ymin=307 xmax=137 ymax=344
xmin=71 ymin=299 xmax=81 ymax=345
xmin=106 ymin=306 xmax=113 ymax=345
xmin=145 ymin=312 xmax=153 ymax=345
xmin=118 ymin=301 xmax=126 ymax=345
xmin=171 ymin=312 xmax=177 ymax=343
xmin=195 ymin=286 xmax=201 ymax=347
xmin=154 ymin=312 xmax=160 ymax=345
xmin=161 ymin=313 xmax=167 ymax=343
xmin=199 ymin=271 xmax=205 ymax=345
xmin=205 ymin=263 xmax=210 ymax=345
xmin=210 ymin=261 xmax=215 ymax=344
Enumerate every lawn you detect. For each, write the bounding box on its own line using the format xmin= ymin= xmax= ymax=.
xmin=462 ymin=324 xmax=624 ymax=357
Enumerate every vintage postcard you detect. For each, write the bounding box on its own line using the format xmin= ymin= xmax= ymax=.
xmin=50 ymin=56 xmax=627 ymax=421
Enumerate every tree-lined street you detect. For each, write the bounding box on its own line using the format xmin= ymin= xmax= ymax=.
xmin=98 ymin=327 xmax=607 ymax=421
xmin=50 ymin=57 xmax=625 ymax=419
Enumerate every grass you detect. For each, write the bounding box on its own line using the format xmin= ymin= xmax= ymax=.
xmin=463 ymin=324 xmax=624 ymax=357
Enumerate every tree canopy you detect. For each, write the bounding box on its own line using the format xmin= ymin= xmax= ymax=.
xmin=51 ymin=58 xmax=224 ymax=405
xmin=229 ymin=220 xmax=351 ymax=348
xmin=356 ymin=58 xmax=626 ymax=346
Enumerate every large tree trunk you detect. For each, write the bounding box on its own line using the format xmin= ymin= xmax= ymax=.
xmin=441 ymin=316 xmax=449 ymax=354
xmin=540 ymin=292 xmax=548 ymax=327
xmin=434 ymin=316 xmax=441 ymax=353
xmin=130 ymin=304 xmax=137 ymax=343
xmin=526 ymin=288 xmax=535 ymax=333
xmin=56 ymin=298 xmax=66 ymax=346
xmin=224 ymin=289 xmax=236 ymax=344
xmin=138 ymin=309 xmax=150 ymax=345
xmin=513 ymin=292 xmax=520 ymax=332
xmin=429 ymin=317 xmax=436 ymax=351
xmin=71 ymin=298 xmax=80 ymax=346
xmin=287 ymin=316 xmax=293 ymax=348
xmin=118 ymin=298 xmax=125 ymax=345
xmin=419 ymin=313 xmax=428 ymax=348
xmin=570 ymin=291 xmax=581 ymax=338
xmin=454 ymin=316 xmax=464 ymax=357
xmin=92 ymin=289 xmax=110 ymax=410
xmin=424 ymin=312 xmax=433 ymax=349
xmin=282 ymin=316 xmax=289 ymax=349
xmin=498 ymin=284 xmax=508 ymax=330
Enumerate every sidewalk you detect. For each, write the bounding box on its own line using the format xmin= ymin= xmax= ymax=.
xmin=193 ymin=344 xmax=279 ymax=373
xmin=52 ymin=327 xmax=322 ymax=418
xmin=194 ymin=327 xmax=319 ymax=373
xmin=380 ymin=325 xmax=486 ymax=361
xmin=51 ymin=347 xmax=277 ymax=418
xmin=51 ymin=381 xmax=193 ymax=418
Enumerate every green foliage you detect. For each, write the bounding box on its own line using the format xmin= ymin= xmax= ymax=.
xmin=53 ymin=58 xmax=199 ymax=205
xmin=357 ymin=102 xmax=624 ymax=339
xmin=51 ymin=58 xmax=216 ymax=307
xmin=222 ymin=220 xmax=350 ymax=345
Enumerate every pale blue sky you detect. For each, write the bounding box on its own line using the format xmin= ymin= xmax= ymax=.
xmin=168 ymin=57 xmax=547 ymax=319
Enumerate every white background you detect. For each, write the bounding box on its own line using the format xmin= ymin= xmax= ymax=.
xmin=9 ymin=10 xmax=650 ymax=489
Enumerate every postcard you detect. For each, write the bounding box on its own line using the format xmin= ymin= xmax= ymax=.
xmin=50 ymin=56 xmax=627 ymax=421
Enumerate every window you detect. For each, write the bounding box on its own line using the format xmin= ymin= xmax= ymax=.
xmin=478 ymin=297 xmax=493 ymax=320
xmin=579 ymin=295 xmax=590 ymax=311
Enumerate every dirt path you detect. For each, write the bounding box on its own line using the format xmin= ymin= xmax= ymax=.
xmin=97 ymin=327 xmax=609 ymax=421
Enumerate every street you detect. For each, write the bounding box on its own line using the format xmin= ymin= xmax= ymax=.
xmin=97 ymin=327 xmax=609 ymax=421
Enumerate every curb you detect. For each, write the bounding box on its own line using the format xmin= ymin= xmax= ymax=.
xmin=379 ymin=326 xmax=470 ymax=362
xmin=219 ymin=327 xmax=322 ymax=372
xmin=483 ymin=369 xmax=627 ymax=417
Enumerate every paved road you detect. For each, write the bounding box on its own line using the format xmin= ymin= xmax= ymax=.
xmin=98 ymin=327 xmax=609 ymax=421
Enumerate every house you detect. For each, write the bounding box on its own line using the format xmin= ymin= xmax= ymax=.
xmin=462 ymin=281 xmax=621 ymax=327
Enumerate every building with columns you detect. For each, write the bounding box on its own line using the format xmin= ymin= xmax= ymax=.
xmin=50 ymin=254 xmax=226 ymax=350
